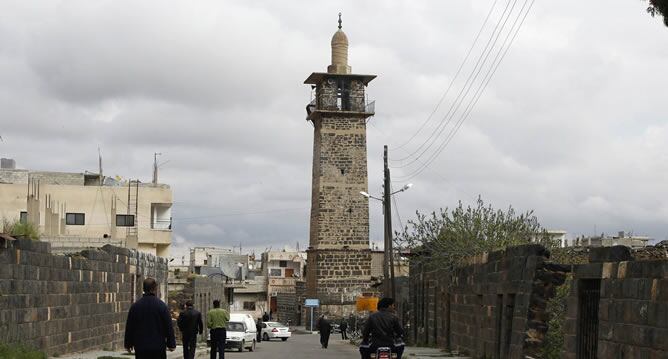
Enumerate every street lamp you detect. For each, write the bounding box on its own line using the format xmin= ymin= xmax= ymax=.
xmin=361 ymin=182 xmax=413 ymax=299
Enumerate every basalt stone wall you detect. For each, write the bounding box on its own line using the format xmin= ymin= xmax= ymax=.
xmin=410 ymin=244 xmax=567 ymax=359
xmin=0 ymin=236 xmax=168 ymax=356
xmin=275 ymin=292 xmax=299 ymax=325
xmin=562 ymin=246 xmax=668 ymax=358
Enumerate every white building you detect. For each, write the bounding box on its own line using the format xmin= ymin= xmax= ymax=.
xmin=0 ymin=161 xmax=173 ymax=256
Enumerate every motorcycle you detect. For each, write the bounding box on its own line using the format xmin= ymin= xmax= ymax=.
xmin=373 ymin=347 xmax=393 ymax=359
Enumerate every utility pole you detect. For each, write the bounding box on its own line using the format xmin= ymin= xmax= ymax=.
xmin=383 ymin=145 xmax=396 ymax=299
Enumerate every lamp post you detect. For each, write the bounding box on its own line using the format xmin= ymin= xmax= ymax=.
xmin=361 ymin=146 xmax=412 ymax=300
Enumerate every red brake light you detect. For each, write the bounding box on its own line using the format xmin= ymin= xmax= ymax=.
xmin=272 ymin=328 xmax=279 ymax=332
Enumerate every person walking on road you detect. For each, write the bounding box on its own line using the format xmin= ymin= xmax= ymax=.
xmin=340 ymin=319 xmax=348 ymax=340
xmin=256 ymin=318 xmax=264 ymax=342
xmin=177 ymin=300 xmax=203 ymax=359
xmin=124 ymin=277 xmax=176 ymax=359
xmin=317 ymin=314 xmax=332 ymax=349
xmin=207 ymin=300 xmax=230 ymax=359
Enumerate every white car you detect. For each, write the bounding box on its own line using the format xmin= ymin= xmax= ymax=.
xmin=261 ymin=321 xmax=292 ymax=341
xmin=226 ymin=321 xmax=256 ymax=352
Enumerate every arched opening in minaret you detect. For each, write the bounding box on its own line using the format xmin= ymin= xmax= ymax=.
xmin=336 ymin=78 xmax=351 ymax=111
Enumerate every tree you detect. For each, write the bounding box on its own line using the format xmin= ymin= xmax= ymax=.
xmin=646 ymin=0 xmax=668 ymax=26
xmin=396 ymin=196 xmax=553 ymax=270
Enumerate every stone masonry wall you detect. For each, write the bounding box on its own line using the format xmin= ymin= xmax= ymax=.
xmin=0 ymin=236 xmax=168 ymax=355
xmin=306 ymin=74 xmax=373 ymax=316
xmin=411 ymin=245 xmax=567 ymax=358
xmin=562 ymin=246 xmax=668 ymax=358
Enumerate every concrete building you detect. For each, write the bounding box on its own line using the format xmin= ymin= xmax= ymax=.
xmin=0 ymin=163 xmax=173 ymax=256
xmin=230 ymin=275 xmax=268 ymax=319
xmin=262 ymin=250 xmax=306 ymax=314
xmin=304 ymin=16 xmax=376 ymax=316
xmin=568 ymin=231 xmax=650 ymax=249
xmin=370 ymin=250 xmax=410 ymax=279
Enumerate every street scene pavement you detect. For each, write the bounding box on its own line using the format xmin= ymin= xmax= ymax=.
xmin=53 ymin=332 xmax=463 ymax=359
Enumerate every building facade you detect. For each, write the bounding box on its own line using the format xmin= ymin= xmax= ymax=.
xmin=262 ymin=250 xmax=306 ymax=314
xmin=0 ymin=164 xmax=172 ymax=256
xmin=304 ymin=18 xmax=375 ymax=316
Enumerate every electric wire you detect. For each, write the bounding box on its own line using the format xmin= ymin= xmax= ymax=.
xmin=391 ymin=0 xmax=517 ymax=165
xmin=395 ymin=0 xmax=535 ymax=182
xmin=391 ymin=0 xmax=501 ymax=153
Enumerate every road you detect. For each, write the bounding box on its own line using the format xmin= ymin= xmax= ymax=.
xmin=210 ymin=332 xmax=358 ymax=359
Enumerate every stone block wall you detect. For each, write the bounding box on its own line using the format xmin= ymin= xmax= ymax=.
xmin=562 ymin=246 xmax=668 ymax=358
xmin=0 ymin=236 xmax=168 ymax=355
xmin=410 ymin=244 xmax=567 ymax=358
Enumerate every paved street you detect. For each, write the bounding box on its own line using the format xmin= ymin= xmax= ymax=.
xmin=204 ymin=333 xmax=358 ymax=359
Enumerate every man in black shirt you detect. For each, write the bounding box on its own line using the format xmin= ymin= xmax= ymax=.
xmin=124 ymin=277 xmax=176 ymax=359
xmin=360 ymin=298 xmax=405 ymax=359
xmin=177 ymin=300 xmax=204 ymax=359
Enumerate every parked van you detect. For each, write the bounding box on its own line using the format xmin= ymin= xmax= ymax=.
xmin=229 ymin=313 xmax=257 ymax=351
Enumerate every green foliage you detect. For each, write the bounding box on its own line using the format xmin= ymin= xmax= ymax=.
xmin=397 ymin=196 xmax=553 ymax=271
xmin=646 ymin=0 xmax=668 ymax=26
xmin=0 ymin=343 xmax=47 ymax=359
xmin=1 ymin=218 xmax=40 ymax=240
xmin=541 ymin=277 xmax=572 ymax=359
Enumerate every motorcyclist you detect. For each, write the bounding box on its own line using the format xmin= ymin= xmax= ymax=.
xmin=359 ymin=298 xmax=405 ymax=359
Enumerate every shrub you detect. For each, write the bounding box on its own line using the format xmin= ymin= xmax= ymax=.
xmin=0 ymin=343 xmax=47 ymax=359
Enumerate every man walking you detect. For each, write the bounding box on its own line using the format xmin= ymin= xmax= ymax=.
xmin=340 ymin=319 xmax=348 ymax=340
xmin=177 ymin=300 xmax=203 ymax=359
xmin=207 ymin=300 xmax=229 ymax=359
xmin=317 ymin=314 xmax=332 ymax=349
xmin=124 ymin=277 xmax=176 ymax=359
xmin=256 ymin=318 xmax=263 ymax=342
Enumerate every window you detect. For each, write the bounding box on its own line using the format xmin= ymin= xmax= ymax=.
xmin=270 ymin=269 xmax=282 ymax=277
xmin=279 ymin=260 xmax=287 ymax=268
xmin=66 ymin=213 xmax=85 ymax=225
xmin=19 ymin=211 xmax=27 ymax=224
xmin=116 ymin=214 xmax=135 ymax=227
xmin=243 ymin=302 xmax=256 ymax=311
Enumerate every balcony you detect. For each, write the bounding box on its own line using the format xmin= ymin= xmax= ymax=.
xmin=306 ymin=98 xmax=375 ymax=121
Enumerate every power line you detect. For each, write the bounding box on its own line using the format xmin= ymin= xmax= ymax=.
xmin=173 ymin=207 xmax=310 ymax=222
xmin=396 ymin=0 xmax=535 ymax=182
xmin=391 ymin=0 xmax=517 ymax=166
xmin=391 ymin=0 xmax=501 ymax=153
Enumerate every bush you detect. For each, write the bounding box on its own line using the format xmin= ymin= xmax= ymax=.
xmin=541 ymin=276 xmax=572 ymax=359
xmin=0 ymin=343 xmax=47 ymax=359
xmin=1 ymin=218 xmax=40 ymax=240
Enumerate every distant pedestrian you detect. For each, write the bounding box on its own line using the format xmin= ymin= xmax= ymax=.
xmin=317 ymin=314 xmax=332 ymax=349
xmin=340 ymin=319 xmax=348 ymax=340
xmin=262 ymin=311 xmax=270 ymax=322
xmin=124 ymin=277 xmax=176 ymax=359
xmin=207 ymin=300 xmax=230 ymax=359
xmin=177 ymin=300 xmax=203 ymax=359
xmin=256 ymin=318 xmax=264 ymax=342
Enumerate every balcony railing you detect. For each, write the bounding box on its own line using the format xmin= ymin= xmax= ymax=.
xmin=306 ymin=98 xmax=375 ymax=119
xmin=152 ymin=219 xmax=172 ymax=230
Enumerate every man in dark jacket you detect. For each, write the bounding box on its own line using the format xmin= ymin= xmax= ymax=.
xmin=317 ymin=314 xmax=332 ymax=349
xmin=177 ymin=300 xmax=203 ymax=359
xmin=256 ymin=318 xmax=263 ymax=342
xmin=360 ymin=297 xmax=405 ymax=359
xmin=124 ymin=277 xmax=176 ymax=359
xmin=340 ymin=319 xmax=348 ymax=340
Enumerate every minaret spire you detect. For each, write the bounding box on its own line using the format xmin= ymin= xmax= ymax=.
xmin=338 ymin=12 xmax=342 ymax=29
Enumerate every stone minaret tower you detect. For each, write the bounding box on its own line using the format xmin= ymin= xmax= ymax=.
xmin=304 ymin=15 xmax=376 ymax=316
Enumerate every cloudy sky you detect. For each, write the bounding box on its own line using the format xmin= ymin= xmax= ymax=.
xmin=1 ymin=0 xmax=667 ymax=258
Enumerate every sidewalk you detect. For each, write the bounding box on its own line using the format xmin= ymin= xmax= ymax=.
xmin=52 ymin=344 xmax=210 ymax=359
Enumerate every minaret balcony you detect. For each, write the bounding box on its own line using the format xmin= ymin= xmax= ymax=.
xmin=306 ymin=98 xmax=375 ymax=121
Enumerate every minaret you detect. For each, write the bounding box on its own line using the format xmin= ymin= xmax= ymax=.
xmin=304 ymin=14 xmax=376 ymax=317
